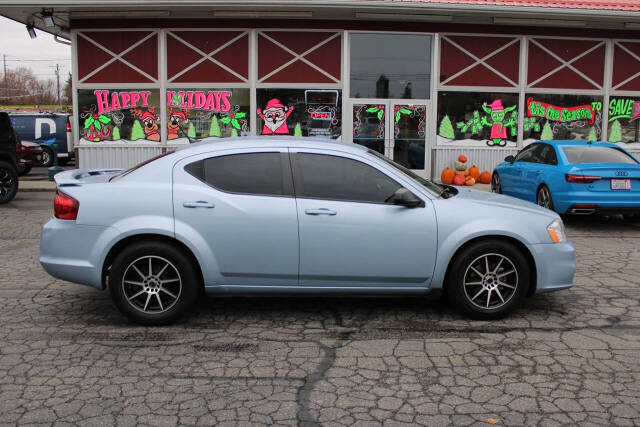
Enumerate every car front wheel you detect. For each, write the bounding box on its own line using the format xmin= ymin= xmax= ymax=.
xmin=0 ymin=161 xmax=18 ymax=204
xmin=491 ymin=172 xmax=502 ymax=194
xmin=447 ymin=239 xmax=530 ymax=319
xmin=109 ymin=241 xmax=200 ymax=326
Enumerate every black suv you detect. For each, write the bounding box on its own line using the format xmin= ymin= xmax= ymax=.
xmin=0 ymin=112 xmax=20 ymax=204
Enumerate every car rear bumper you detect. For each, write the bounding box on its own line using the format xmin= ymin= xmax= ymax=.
xmin=554 ymin=191 xmax=640 ymax=214
xmin=39 ymin=217 xmax=119 ymax=289
xmin=530 ymin=241 xmax=576 ymax=293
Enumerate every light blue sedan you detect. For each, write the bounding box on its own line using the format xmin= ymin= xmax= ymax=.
xmin=40 ymin=138 xmax=575 ymax=325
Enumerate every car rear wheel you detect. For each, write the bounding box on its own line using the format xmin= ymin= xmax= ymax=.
xmin=491 ymin=172 xmax=502 ymax=194
xmin=40 ymin=146 xmax=54 ymax=167
xmin=447 ymin=239 xmax=530 ymax=319
xmin=109 ymin=241 xmax=200 ymax=326
xmin=0 ymin=161 xmax=18 ymax=204
xmin=536 ymin=185 xmax=554 ymax=211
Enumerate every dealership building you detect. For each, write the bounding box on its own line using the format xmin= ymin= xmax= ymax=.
xmin=2 ymin=0 xmax=640 ymax=177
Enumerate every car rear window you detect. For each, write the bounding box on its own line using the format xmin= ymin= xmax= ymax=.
xmin=562 ymin=146 xmax=638 ymax=164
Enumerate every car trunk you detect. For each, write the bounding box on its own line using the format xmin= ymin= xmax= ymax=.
xmin=571 ymin=165 xmax=640 ymax=192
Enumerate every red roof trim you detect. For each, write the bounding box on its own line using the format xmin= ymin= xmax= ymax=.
xmin=385 ymin=0 xmax=640 ymax=11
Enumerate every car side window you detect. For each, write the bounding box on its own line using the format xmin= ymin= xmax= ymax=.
xmin=515 ymin=144 xmax=539 ymax=163
xmin=184 ymin=152 xmax=293 ymax=197
xmin=294 ymin=153 xmax=402 ymax=204
xmin=538 ymin=144 xmax=558 ymax=165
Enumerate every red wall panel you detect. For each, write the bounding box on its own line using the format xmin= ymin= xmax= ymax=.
xmin=257 ymin=31 xmax=341 ymax=83
xmin=77 ymin=32 xmax=157 ymax=83
xmin=612 ymin=42 xmax=640 ymax=91
xmin=440 ymin=36 xmax=519 ymax=87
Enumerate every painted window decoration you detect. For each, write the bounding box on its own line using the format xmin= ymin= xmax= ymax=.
xmin=353 ymin=104 xmax=385 ymax=154
xmin=256 ymin=89 xmax=341 ymax=139
xmin=437 ymin=92 xmax=518 ymax=147
xmin=607 ymin=97 xmax=640 ymax=145
xmin=166 ymin=89 xmax=250 ymax=143
xmin=77 ymin=89 xmax=161 ymax=143
xmin=523 ymin=94 xmax=603 ymax=144
xmin=394 ymin=105 xmax=427 ymax=170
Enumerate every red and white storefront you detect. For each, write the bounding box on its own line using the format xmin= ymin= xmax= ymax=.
xmin=4 ymin=1 xmax=640 ymax=177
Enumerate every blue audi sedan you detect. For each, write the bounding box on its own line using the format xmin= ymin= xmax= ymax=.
xmin=493 ymin=140 xmax=640 ymax=218
xmin=40 ymin=138 xmax=575 ymax=325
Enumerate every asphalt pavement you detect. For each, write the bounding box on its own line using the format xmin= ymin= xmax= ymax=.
xmin=0 ymin=192 xmax=639 ymax=425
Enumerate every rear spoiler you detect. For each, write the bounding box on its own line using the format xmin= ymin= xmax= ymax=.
xmin=54 ymin=168 xmax=123 ymax=187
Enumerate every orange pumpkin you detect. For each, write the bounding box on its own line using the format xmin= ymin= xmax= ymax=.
xmin=465 ymin=176 xmax=476 ymax=186
xmin=479 ymin=171 xmax=492 ymax=184
xmin=453 ymin=174 xmax=466 ymax=186
xmin=458 ymin=154 xmax=468 ymax=163
xmin=468 ymin=165 xmax=480 ymax=181
xmin=440 ymin=168 xmax=455 ymax=185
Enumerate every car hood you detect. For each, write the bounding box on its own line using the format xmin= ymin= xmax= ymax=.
xmin=452 ymin=187 xmax=558 ymax=218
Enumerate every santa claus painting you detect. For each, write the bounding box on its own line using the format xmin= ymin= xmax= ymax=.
xmin=257 ymin=98 xmax=294 ymax=135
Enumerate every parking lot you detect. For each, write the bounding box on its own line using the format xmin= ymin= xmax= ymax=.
xmin=0 ymin=191 xmax=639 ymax=426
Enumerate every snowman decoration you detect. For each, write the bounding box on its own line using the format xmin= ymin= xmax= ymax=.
xmin=257 ymin=98 xmax=294 ymax=135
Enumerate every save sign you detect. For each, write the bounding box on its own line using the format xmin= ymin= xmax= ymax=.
xmin=527 ymin=97 xmax=595 ymax=124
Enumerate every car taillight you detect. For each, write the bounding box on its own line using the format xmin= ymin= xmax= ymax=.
xmin=66 ymin=122 xmax=71 ymax=133
xmin=565 ymin=174 xmax=602 ymax=184
xmin=54 ymin=190 xmax=79 ymax=220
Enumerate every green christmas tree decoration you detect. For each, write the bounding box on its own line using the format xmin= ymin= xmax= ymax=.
xmin=112 ymin=126 xmax=120 ymax=141
xmin=209 ymin=116 xmax=221 ymax=137
xmin=187 ymin=122 xmax=196 ymax=139
xmin=439 ymin=115 xmax=455 ymax=139
xmin=587 ymin=127 xmax=597 ymax=142
xmin=294 ymin=123 xmax=302 ymax=137
xmin=230 ymin=128 xmax=239 ymax=138
xmin=609 ymin=120 xmax=622 ymax=143
xmin=540 ymin=121 xmax=553 ymax=141
xmin=130 ymin=120 xmax=145 ymax=141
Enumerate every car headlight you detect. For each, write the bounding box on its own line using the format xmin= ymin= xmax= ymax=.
xmin=547 ymin=218 xmax=567 ymax=243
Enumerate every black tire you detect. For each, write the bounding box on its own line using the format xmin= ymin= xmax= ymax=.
xmin=447 ymin=239 xmax=530 ymax=320
xmin=491 ymin=172 xmax=502 ymax=194
xmin=0 ymin=161 xmax=18 ymax=204
xmin=109 ymin=241 xmax=201 ymax=326
xmin=17 ymin=163 xmax=32 ymax=176
xmin=536 ymin=185 xmax=555 ymax=211
xmin=40 ymin=146 xmax=54 ymax=167
xmin=58 ymin=157 xmax=69 ymax=166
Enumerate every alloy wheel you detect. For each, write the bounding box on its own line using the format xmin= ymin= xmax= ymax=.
xmin=0 ymin=168 xmax=14 ymax=198
xmin=537 ymin=187 xmax=552 ymax=209
xmin=463 ymin=253 xmax=518 ymax=310
xmin=122 ymin=255 xmax=182 ymax=314
xmin=491 ymin=173 xmax=501 ymax=193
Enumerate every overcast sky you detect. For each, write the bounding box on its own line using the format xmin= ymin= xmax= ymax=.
xmin=0 ymin=16 xmax=71 ymax=82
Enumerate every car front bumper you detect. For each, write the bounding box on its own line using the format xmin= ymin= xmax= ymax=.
xmin=39 ymin=217 xmax=120 ymax=289
xmin=530 ymin=241 xmax=576 ymax=293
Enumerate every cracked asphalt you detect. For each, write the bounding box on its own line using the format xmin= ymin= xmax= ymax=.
xmin=1 ymin=191 xmax=639 ymax=426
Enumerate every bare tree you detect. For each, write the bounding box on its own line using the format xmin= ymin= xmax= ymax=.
xmin=0 ymin=66 xmax=58 ymax=105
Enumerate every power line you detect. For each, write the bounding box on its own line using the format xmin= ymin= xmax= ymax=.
xmin=3 ymin=58 xmax=71 ymax=62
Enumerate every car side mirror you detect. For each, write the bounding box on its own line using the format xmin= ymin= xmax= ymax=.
xmin=391 ymin=188 xmax=423 ymax=208
xmin=505 ymin=155 xmax=515 ymax=163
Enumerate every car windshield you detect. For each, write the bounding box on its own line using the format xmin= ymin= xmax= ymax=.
xmin=367 ymin=149 xmax=443 ymax=196
xmin=109 ymin=151 xmax=173 ymax=182
xmin=562 ymin=146 xmax=638 ymax=164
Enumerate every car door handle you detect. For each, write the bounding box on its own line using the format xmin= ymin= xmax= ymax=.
xmin=183 ymin=200 xmax=215 ymax=209
xmin=305 ymin=208 xmax=337 ymax=216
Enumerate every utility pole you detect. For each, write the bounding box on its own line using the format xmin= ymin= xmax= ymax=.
xmin=3 ymin=54 xmax=7 ymax=101
xmin=55 ymin=63 xmax=60 ymax=106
